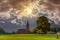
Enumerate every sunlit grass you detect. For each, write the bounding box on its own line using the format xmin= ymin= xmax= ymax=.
xmin=0 ymin=34 xmax=60 ymax=40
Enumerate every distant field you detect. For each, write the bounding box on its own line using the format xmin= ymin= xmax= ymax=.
xmin=0 ymin=34 xmax=60 ymax=40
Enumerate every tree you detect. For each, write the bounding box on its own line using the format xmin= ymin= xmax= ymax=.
xmin=51 ymin=27 xmax=60 ymax=33
xmin=32 ymin=28 xmax=38 ymax=33
xmin=32 ymin=16 xmax=50 ymax=34
xmin=0 ymin=28 xmax=5 ymax=34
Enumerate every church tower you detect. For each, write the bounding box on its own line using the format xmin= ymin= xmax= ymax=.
xmin=26 ymin=20 xmax=30 ymax=33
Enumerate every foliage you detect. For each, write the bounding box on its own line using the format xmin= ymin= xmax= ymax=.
xmin=51 ymin=27 xmax=60 ymax=33
xmin=32 ymin=16 xmax=51 ymax=34
xmin=0 ymin=28 xmax=5 ymax=34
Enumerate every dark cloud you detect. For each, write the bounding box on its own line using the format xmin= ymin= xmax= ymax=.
xmin=0 ymin=0 xmax=33 ymax=11
xmin=0 ymin=0 xmax=60 ymax=12
xmin=0 ymin=0 xmax=23 ymax=11
xmin=48 ymin=0 xmax=60 ymax=4
xmin=0 ymin=3 xmax=10 ymax=12
xmin=0 ymin=0 xmax=2 ymax=2
xmin=39 ymin=0 xmax=60 ymax=12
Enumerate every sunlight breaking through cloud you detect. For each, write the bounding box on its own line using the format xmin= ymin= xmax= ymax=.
xmin=0 ymin=0 xmax=60 ymax=25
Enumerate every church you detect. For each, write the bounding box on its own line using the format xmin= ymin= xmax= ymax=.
xmin=16 ymin=21 xmax=30 ymax=34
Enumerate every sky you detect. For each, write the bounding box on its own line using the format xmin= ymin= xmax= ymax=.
xmin=0 ymin=0 xmax=60 ymax=32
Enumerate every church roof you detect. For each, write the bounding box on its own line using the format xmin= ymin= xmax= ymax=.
xmin=18 ymin=29 xmax=26 ymax=31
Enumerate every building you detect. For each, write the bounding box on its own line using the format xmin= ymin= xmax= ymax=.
xmin=16 ymin=21 xmax=30 ymax=34
xmin=16 ymin=29 xmax=26 ymax=34
xmin=26 ymin=20 xmax=30 ymax=32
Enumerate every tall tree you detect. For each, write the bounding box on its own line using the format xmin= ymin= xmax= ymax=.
xmin=0 ymin=28 xmax=5 ymax=34
xmin=32 ymin=16 xmax=50 ymax=34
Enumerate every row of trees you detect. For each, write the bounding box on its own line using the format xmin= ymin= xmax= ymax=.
xmin=0 ymin=28 xmax=16 ymax=34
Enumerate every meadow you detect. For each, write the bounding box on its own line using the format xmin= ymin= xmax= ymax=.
xmin=0 ymin=34 xmax=60 ymax=40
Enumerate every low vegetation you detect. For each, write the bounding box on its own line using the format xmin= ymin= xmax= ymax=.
xmin=0 ymin=34 xmax=60 ymax=40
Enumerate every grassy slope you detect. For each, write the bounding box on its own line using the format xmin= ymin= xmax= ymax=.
xmin=0 ymin=34 xmax=60 ymax=40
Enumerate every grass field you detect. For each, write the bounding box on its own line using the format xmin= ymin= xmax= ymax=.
xmin=0 ymin=34 xmax=60 ymax=40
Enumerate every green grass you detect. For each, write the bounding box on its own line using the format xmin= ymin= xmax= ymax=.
xmin=0 ymin=34 xmax=60 ymax=40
